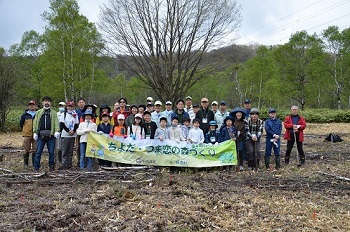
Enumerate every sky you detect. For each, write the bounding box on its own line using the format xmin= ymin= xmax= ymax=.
xmin=1 ymin=0 xmax=350 ymax=50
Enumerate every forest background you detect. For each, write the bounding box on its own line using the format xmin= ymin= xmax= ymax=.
xmin=1 ymin=0 xmax=350 ymax=131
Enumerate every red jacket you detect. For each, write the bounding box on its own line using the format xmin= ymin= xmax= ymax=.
xmin=283 ymin=115 xmax=306 ymax=142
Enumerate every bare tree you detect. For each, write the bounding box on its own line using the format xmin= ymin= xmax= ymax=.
xmin=99 ymin=0 xmax=241 ymax=103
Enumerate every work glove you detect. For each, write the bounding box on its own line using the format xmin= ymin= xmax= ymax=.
xmin=54 ymin=132 xmax=60 ymax=138
xmin=33 ymin=133 xmax=38 ymax=141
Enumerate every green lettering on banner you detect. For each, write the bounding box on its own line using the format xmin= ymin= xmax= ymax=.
xmin=86 ymin=132 xmax=237 ymax=167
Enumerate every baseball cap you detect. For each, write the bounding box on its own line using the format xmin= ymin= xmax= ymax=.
xmin=165 ymin=101 xmax=172 ymax=105
xmin=135 ymin=113 xmax=143 ymax=119
xmin=28 ymin=100 xmax=36 ymax=105
xmin=269 ymin=108 xmax=276 ymax=113
xmin=211 ymin=101 xmax=218 ymax=106
xmin=220 ymin=101 xmax=226 ymax=105
xmin=146 ymin=97 xmax=154 ymax=102
xmin=58 ymin=101 xmax=66 ymax=106
xmin=154 ymin=101 xmax=162 ymax=106
xmin=185 ymin=96 xmax=192 ymax=100
xmin=244 ymin=99 xmax=251 ymax=104
xmin=117 ymin=114 xmax=125 ymax=120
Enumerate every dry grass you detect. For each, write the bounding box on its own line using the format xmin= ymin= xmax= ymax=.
xmin=0 ymin=124 xmax=349 ymax=231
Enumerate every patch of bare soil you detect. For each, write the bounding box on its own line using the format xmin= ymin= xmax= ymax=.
xmin=0 ymin=124 xmax=350 ymax=231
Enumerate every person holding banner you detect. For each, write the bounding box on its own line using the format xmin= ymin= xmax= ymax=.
xmin=128 ymin=113 xmax=145 ymax=139
xmin=205 ymin=121 xmax=220 ymax=144
xmin=188 ymin=118 xmax=205 ymax=144
xmin=167 ymin=117 xmax=185 ymax=142
xmin=154 ymin=117 xmax=168 ymax=141
xmin=112 ymin=114 xmax=128 ymax=137
xmin=143 ymin=111 xmax=157 ymax=139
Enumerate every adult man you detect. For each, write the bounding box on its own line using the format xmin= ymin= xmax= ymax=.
xmin=264 ymin=108 xmax=282 ymax=170
xmin=215 ymin=101 xmax=229 ymax=131
xmin=184 ymin=96 xmax=195 ymax=122
xmin=75 ymin=97 xmax=86 ymax=121
xmin=19 ymin=100 xmax=37 ymax=167
xmin=56 ymin=101 xmax=66 ymax=164
xmin=171 ymin=99 xmax=190 ymax=125
xmin=32 ymin=96 xmax=60 ymax=171
xmin=151 ymin=101 xmax=165 ymax=128
xmin=283 ymin=106 xmax=306 ymax=165
xmin=211 ymin=101 xmax=219 ymax=114
xmin=244 ymin=99 xmax=252 ymax=119
xmin=112 ymin=102 xmax=120 ymax=116
xmin=162 ymin=101 xmax=174 ymax=127
xmin=146 ymin=97 xmax=154 ymax=105
xmin=112 ymin=98 xmax=130 ymax=124
xmin=146 ymin=103 xmax=154 ymax=113
xmin=195 ymin=98 xmax=215 ymax=135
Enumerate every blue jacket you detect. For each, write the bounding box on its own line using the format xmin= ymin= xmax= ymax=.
xmin=171 ymin=110 xmax=190 ymax=125
xmin=219 ymin=126 xmax=236 ymax=143
xmin=265 ymin=117 xmax=282 ymax=139
xmin=205 ymin=129 xmax=220 ymax=144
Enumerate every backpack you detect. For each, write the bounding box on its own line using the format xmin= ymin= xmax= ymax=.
xmin=325 ymin=133 xmax=343 ymax=143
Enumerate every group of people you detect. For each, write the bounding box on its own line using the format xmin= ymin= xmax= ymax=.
xmin=20 ymin=96 xmax=306 ymax=172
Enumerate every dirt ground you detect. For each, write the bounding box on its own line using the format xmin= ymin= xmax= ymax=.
xmin=0 ymin=123 xmax=349 ymax=231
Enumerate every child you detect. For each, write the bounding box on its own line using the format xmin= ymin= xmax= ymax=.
xmin=97 ymin=112 xmax=113 ymax=167
xmin=187 ymin=118 xmax=204 ymax=144
xmin=96 ymin=104 xmax=114 ymax=125
xmin=127 ymin=113 xmax=145 ymax=139
xmin=181 ymin=117 xmax=191 ymax=141
xmin=265 ymin=108 xmax=282 ymax=170
xmin=167 ymin=117 xmax=185 ymax=142
xmin=154 ymin=117 xmax=168 ymax=141
xmin=205 ymin=120 xmax=220 ymax=144
xmin=80 ymin=104 xmax=97 ymax=123
xmin=112 ymin=114 xmax=128 ymax=137
xmin=143 ymin=111 xmax=157 ymax=139
xmin=77 ymin=110 xmax=97 ymax=171
xmin=220 ymin=115 xmax=236 ymax=143
xmin=231 ymin=108 xmax=248 ymax=171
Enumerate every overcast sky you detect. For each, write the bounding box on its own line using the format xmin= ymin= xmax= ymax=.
xmin=1 ymin=0 xmax=350 ymax=50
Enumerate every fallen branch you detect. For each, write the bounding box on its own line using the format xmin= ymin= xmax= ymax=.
xmin=100 ymin=166 xmax=152 ymax=171
xmin=0 ymin=167 xmax=32 ymax=182
xmin=317 ymin=171 xmax=350 ymax=182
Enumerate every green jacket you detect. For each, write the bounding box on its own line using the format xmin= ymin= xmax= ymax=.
xmin=33 ymin=108 xmax=60 ymax=135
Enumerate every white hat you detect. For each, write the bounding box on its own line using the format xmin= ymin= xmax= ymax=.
xmin=165 ymin=101 xmax=172 ymax=105
xmin=154 ymin=101 xmax=162 ymax=106
xmin=185 ymin=96 xmax=192 ymax=100
xmin=146 ymin=97 xmax=154 ymax=102
xmin=59 ymin=101 xmax=66 ymax=106
xmin=211 ymin=101 xmax=218 ymax=105
xmin=135 ymin=113 xmax=143 ymax=119
xmin=117 ymin=114 xmax=125 ymax=120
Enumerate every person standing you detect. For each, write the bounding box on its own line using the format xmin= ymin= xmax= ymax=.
xmin=215 ymin=101 xmax=229 ymax=132
xmin=283 ymin=106 xmax=306 ymax=165
xmin=245 ymin=108 xmax=263 ymax=170
xmin=75 ymin=98 xmax=85 ymax=167
xmin=143 ymin=111 xmax=157 ymax=139
xmin=211 ymin=101 xmax=219 ymax=114
xmin=264 ymin=108 xmax=282 ymax=170
xmin=58 ymin=101 xmax=79 ymax=170
xmin=163 ymin=101 xmax=174 ymax=127
xmin=244 ymin=99 xmax=252 ymax=119
xmin=19 ymin=100 xmax=37 ymax=168
xmin=171 ymin=99 xmax=189 ymax=125
xmin=231 ymin=108 xmax=248 ymax=171
xmin=112 ymin=98 xmax=130 ymax=124
xmin=184 ymin=96 xmax=195 ymax=122
xmin=56 ymin=102 xmax=66 ymax=164
xmin=32 ymin=96 xmax=60 ymax=171
xmin=195 ymin=98 xmax=215 ymax=135
xmin=151 ymin=101 xmax=165 ymax=128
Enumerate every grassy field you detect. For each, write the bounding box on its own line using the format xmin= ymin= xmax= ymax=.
xmin=0 ymin=123 xmax=349 ymax=231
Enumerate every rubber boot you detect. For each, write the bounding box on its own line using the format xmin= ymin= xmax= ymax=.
xmin=31 ymin=153 xmax=35 ymax=166
xmin=275 ymin=156 xmax=281 ymax=169
xmin=23 ymin=153 xmax=29 ymax=167
xmin=285 ymin=153 xmax=290 ymax=165
xmin=264 ymin=156 xmax=270 ymax=170
xmin=58 ymin=150 xmax=62 ymax=164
